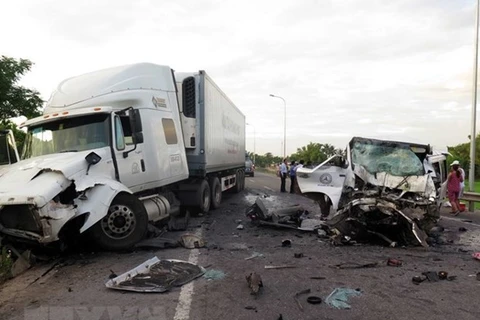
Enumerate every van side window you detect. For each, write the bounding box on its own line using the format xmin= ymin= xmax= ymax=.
xmin=162 ymin=118 xmax=178 ymax=144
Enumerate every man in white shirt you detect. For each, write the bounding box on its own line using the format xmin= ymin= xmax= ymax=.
xmin=279 ymin=158 xmax=288 ymax=192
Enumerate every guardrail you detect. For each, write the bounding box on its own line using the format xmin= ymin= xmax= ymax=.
xmin=459 ymin=191 xmax=480 ymax=211
xmin=460 ymin=191 xmax=480 ymax=202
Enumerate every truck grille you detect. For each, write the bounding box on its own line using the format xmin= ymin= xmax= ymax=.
xmin=0 ymin=205 xmax=41 ymax=233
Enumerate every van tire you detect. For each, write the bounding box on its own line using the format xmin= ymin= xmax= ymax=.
xmin=196 ymin=180 xmax=211 ymax=213
xmin=91 ymin=193 xmax=148 ymax=251
xmin=210 ymin=177 xmax=222 ymax=210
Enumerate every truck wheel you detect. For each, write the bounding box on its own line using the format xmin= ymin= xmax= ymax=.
xmin=91 ymin=193 xmax=148 ymax=251
xmin=235 ymin=170 xmax=244 ymax=193
xmin=210 ymin=177 xmax=222 ymax=209
xmin=196 ymin=180 xmax=211 ymax=213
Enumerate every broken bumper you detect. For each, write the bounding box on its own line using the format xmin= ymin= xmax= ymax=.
xmin=0 ymin=201 xmax=77 ymax=243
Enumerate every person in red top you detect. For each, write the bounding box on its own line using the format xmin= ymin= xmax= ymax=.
xmin=447 ymin=162 xmax=464 ymax=215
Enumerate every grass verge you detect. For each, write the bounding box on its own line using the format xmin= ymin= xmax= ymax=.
xmin=0 ymin=246 xmax=13 ymax=284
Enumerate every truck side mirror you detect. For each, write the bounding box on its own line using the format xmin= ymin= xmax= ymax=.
xmin=129 ymin=109 xmax=143 ymax=144
xmin=85 ymin=152 xmax=101 ymax=175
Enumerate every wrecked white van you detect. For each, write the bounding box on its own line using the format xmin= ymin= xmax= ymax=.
xmin=296 ymin=137 xmax=448 ymax=246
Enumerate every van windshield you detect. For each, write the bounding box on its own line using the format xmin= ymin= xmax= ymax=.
xmin=22 ymin=114 xmax=110 ymax=159
xmin=351 ymin=139 xmax=425 ymax=176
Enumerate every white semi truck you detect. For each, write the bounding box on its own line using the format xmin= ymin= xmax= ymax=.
xmin=0 ymin=63 xmax=246 ymax=250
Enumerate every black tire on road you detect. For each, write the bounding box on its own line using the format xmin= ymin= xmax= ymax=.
xmin=196 ymin=180 xmax=211 ymax=213
xmin=210 ymin=177 xmax=222 ymax=210
xmin=91 ymin=193 xmax=148 ymax=251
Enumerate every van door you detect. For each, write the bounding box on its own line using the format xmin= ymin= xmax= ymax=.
xmin=296 ymin=155 xmax=348 ymax=210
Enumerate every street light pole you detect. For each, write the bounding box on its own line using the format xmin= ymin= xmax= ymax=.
xmin=470 ymin=0 xmax=480 ymax=211
xmin=246 ymin=123 xmax=256 ymax=164
xmin=269 ymin=94 xmax=286 ymax=158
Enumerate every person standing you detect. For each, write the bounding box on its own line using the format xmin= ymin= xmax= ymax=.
xmin=447 ymin=162 xmax=464 ymax=215
xmin=289 ymin=161 xmax=297 ymax=194
xmin=293 ymin=160 xmax=305 ymax=194
xmin=451 ymin=160 xmax=466 ymax=199
xmin=279 ymin=158 xmax=288 ymax=192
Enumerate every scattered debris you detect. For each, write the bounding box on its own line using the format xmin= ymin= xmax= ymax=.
xmin=237 ymin=224 xmax=245 ymax=230
xmin=307 ymin=296 xmax=322 ymax=305
xmin=134 ymin=237 xmax=179 ymax=249
xmin=325 ymin=288 xmax=362 ymax=309
xmin=294 ymin=289 xmax=311 ymax=311
xmin=459 ymin=227 xmax=468 ymax=232
xmin=412 ymin=276 xmax=426 ymax=285
xmin=264 ymin=265 xmax=297 ymax=269
xmin=477 ymin=272 xmax=480 ymax=281
xmin=413 ymin=271 xmax=456 ymax=285
xmin=330 ymin=262 xmax=378 ymax=269
xmin=245 ymin=252 xmax=264 ymax=260
xmin=224 ymin=243 xmax=249 ymax=251
xmin=387 ymin=258 xmax=403 ymax=267
xmin=108 ymin=270 xmax=117 ymax=279
xmin=105 ymin=257 xmax=205 ymax=293
xmin=294 ymin=253 xmax=304 ymax=258
xmin=473 ymin=252 xmax=480 ymax=261
xmin=310 ymin=276 xmax=326 ymax=280
xmin=179 ymin=234 xmax=206 ymax=249
xmin=277 ymin=314 xmax=284 ymax=320
xmin=246 ymin=272 xmax=263 ymax=296
xmin=282 ymin=239 xmax=292 ymax=247
xmin=462 ymin=219 xmax=473 ymax=223
xmin=422 ymin=271 xmax=439 ymax=282
xmin=317 ymin=229 xmax=327 ymax=237
xmin=235 ymin=219 xmax=243 ymax=224
xmin=203 ymin=269 xmax=226 ymax=281
xmin=245 ymin=306 xmax=257 ymax=311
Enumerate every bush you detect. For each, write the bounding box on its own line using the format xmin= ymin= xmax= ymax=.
xmin=0 ymin=246 xmax=13 ymax=283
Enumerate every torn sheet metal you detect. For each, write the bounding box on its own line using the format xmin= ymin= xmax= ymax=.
xmin=105 ymin=257 xmax=206 ymax=293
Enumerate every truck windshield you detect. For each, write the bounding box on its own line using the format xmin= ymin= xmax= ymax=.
xmin=22 ymin=114 xmax=110 ymax=159
xmin=351 ymin=139 xmax=425 ymax=177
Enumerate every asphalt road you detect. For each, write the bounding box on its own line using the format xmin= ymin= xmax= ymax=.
xmin=0 ymin=173 xmax=479 ymax=320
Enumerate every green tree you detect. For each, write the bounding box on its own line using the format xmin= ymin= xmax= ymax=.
xmin=290 ymin=142 xmax=341 ymax=165
xmin=0 ymin=56 xmax=44 ymax=150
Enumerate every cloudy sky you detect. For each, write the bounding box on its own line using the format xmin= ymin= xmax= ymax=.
xmin=1 ymin=0 xmax=478 ymax=156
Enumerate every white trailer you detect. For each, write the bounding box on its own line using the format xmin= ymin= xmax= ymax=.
xmin=0 ymin=63 xmax=246 ymax=250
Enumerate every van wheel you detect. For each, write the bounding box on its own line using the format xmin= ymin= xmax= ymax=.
xmin=91 ymin=193 xmax=148 ymax=251
xmin=210 ymin=177 xmax=222 ymax=209
xmin=196 ymin=180 xmax=211 ymax=213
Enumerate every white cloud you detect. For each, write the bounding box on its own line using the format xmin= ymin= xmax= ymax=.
xmin=1 ymin=0 xmax=478 ymax=156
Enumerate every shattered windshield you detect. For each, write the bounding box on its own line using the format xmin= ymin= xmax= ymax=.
xmin=351 ymin=140 xmax=425 ymax=176
xmin=22 ymin=114 xmax=110 ymax=159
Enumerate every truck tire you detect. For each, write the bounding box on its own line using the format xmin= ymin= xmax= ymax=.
xmin=235 ymin=170 xmax=244 ymax=193
xmin=90 ymin=193 xmax=148 ymax=251
xmin=210 ymin=177 xmax=222 ymax=209
xmin=196 ymin=180 xmax=211 ymax=213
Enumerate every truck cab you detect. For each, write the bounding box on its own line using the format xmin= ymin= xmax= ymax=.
xmin=0 ymin=63 xmax=245 ymax=251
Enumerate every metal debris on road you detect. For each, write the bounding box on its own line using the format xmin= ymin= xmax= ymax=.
xmin=459 ymin=227 xmax=467 ymax=232
xmin=105 ymin=257 xmax=205 ymax=293
xmin=246 ymin=272 xmax=263 ymax=296
xmin=203 ymin=269 xmax=226 ymax=281
xmin=134 ymin=237 xmax=180 ymax=249
xmin=294 ymin=288 xmax=311 ymax=311
xmin=325 ymin=287 xmax=362 ymax=309
xmin=237 ymin=224 xmax=245 ymax=230
xmin=294 ymin=253 xmax=304 ymax=258
xmin=282 ymin=239 xmax=292 ymax=247
xmin=310 ymin=276 xmax=326 ymax=280
xmin=245 ymin=252 xmax=264 ymax=260
xmin=179 ymin=234 xmax=206 ymax=249
xmin=330 ymin=262 xmax=378 ymax=269
xmin=264 ymin=265 xmax=297 ymax=269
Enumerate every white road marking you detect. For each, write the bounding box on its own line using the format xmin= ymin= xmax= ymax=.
xmin=173 ymin=229 xmax=203 ymax=320
xmin=264 ymin=186 xmax=275 ymax=192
